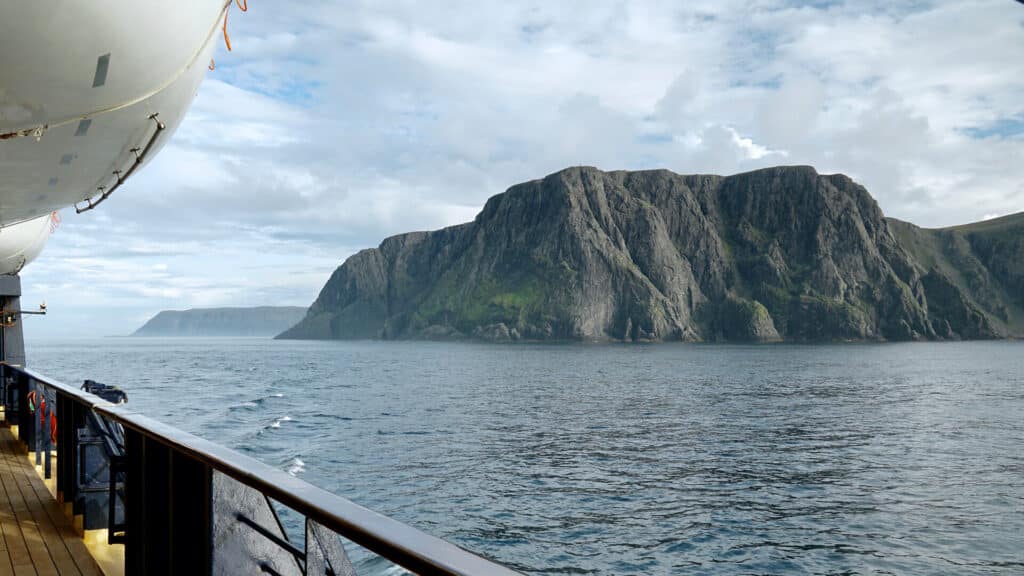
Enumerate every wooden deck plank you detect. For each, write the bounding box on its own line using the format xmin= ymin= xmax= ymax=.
xmin=0 ymin=428 xmax=102 ymax=576
xmin=0 ymin=477 xmax=49 ymax=576
xmin=9 ymin=462 xmax=83 ymax=576
xmin=0 ymin=448 xmax=59 ymax=575
xmin=0 ymin=455 xmax=22 ymax=576
xmin=22 ymin=471 xmax=97 ymax=576
xmin=0 ymin=447 xmax=36 ymax=576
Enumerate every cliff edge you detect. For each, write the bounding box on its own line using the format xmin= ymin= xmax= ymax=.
xmin=279 ymin=166 xmax=1023 ymax=342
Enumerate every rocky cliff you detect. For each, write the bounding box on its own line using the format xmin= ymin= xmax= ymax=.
xmin=134 ymin=306 xmax=308 ymax=337
xmin=278 ymin=166 xmax=1023 ymax=342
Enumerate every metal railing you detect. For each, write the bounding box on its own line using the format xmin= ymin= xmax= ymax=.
xmin=0 ymin=364 xmax=522 ymax=576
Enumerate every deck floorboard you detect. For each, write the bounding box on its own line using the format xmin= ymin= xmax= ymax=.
xmin=0 ymin=428 xmax=100 ymax=576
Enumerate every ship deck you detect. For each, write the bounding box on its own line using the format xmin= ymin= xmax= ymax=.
xmin=0 ymin=427 xmax=100 ymax=576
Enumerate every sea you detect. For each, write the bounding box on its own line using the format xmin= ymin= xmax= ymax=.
xmin=26 ymin=338 xmax=1024 ymax=575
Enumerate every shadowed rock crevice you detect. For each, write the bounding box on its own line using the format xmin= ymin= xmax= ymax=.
xmin=278 ymin=166 xmax=1024 ymax=342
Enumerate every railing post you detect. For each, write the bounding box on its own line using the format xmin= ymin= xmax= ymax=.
xmin=43 ymin=390 xmax=52 ymax=479
xmin=33 ymin=379 xmax=41 ymax=466
xmin=17 ymin=371 xmax=29 ymax=446
xmin=56 ymin=393 xmax=67 ymax=502
xmin=57 ymin=394 xmax=87 ymax=514
xmin=73 ymin=402 xmax=87 ymax=516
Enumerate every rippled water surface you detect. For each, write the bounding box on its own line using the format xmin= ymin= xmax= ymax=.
xmin=27 ymin=339 xmax=1024 ymax=574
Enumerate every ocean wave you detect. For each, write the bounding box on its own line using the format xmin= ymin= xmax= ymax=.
xmin=253 ymin=393 xmax=286 ymax=405
xmin=269 ymin=415 xmax=293 ymax=429
xmin=286 ymin=457 xmax=306 ymax=476
xmin=311 ymin=413 xmax=353 ymax=421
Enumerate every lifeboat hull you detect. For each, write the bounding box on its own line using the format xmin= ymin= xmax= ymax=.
xmin=0 ymin=0 xmax=228 ymax=228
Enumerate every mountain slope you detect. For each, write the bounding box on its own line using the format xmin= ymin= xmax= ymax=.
xmin=278 ymin=166 xmax=1022 ymax=342
xmin=889 ymin=212 xmax=1024 ymax=337
xmin=134 ymin=306 xmax=308 ymax=337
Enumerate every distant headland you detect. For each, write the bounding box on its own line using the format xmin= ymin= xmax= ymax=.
xmin=134 ymin=306 xmax=307 ymax=337
xmin=277 ymin=166 xmax=1023 ymax=343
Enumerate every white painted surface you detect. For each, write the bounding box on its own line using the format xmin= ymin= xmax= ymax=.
xmin=0 ymin=213 xmax=56 ymax=275
xmin=0 ymin=0 xmax=227 ymax=226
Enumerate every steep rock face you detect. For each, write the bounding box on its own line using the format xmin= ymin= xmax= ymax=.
xmin=890 ymin=213 xmax=1024 ymax=338
xmin=712 ymin=168 xmax=938 ymax=341
xmin=278 ymin=166 xmax=1023 ymax=342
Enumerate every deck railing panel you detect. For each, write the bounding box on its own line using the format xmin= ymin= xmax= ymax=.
xmin=1 ymin=364 xmax=522 ymax=576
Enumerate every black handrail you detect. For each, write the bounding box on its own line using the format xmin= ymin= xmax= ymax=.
xmin=7 ymin=365 xmax=522 ymax=576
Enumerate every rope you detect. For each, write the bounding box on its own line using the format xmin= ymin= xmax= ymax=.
xmin=220 ymin=0 xmax=252 ymax=54
xmin=223 ymin=10 xmax=233 ymax=52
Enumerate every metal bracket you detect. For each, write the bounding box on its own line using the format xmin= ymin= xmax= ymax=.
xmin=75 ymin=114 xmax=166 ymax=214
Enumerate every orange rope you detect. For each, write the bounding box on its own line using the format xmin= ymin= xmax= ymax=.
xmin=221 ymin=1 xmax=248 ymax=54
xmin=223 ymin=10 xmax=233 ymax=51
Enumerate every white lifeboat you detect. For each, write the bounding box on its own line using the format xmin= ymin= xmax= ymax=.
xmin=0 ymin=0 xmax=231 ymax=269
xmin=0 ymin=212 xmax=59 ymax=275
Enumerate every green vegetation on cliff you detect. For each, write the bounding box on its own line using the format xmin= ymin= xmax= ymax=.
xmin=278 ymin=166 xmax=1023 ymax=342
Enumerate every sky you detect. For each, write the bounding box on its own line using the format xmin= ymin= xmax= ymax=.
xmin=20 ymin=0 xmax=1024 ymax=339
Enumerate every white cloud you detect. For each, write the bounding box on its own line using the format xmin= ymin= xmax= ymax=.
xmin=20 ymin=0 xmax=1024 ymax=338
